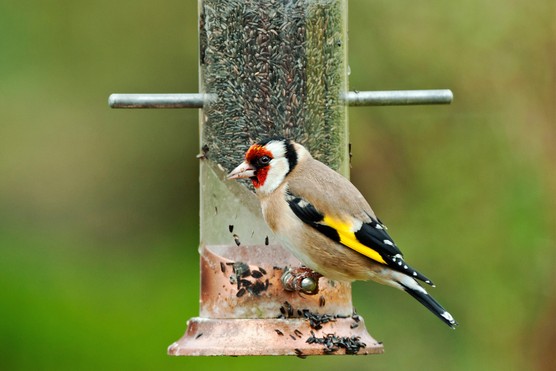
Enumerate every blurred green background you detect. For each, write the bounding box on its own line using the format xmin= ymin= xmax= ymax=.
xmin=1 ymin=1 xmax=554 ymax=370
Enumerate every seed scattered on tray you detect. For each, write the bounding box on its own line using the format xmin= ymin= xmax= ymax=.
xmin=306 ymin=332 xmax=366 ymax=355
xmin=294 ymin=348 xmax=307 ymax=359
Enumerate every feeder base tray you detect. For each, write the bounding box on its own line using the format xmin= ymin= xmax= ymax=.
xmin=168 ymin=317 xmax=384 ymax=356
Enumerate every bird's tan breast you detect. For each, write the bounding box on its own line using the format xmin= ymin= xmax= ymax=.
xmin=258 ymin=183 xmax=290 ymax=233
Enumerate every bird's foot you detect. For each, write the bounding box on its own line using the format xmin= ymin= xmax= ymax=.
xmin=281 ymin=266 xmax=323 ymax=295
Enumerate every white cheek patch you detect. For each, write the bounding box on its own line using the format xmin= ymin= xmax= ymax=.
xmin=258 ymin=158 xmax=289 ymax=194
xmin=256 ymin=140 xmax=290 ymax=195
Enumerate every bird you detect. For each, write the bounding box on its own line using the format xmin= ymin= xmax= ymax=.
xmin=227 ymin=136 xmax=458 ymax=328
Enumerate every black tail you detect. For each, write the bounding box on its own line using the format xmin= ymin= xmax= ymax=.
xmin=400 ymin=282 xmax=458 ymax=329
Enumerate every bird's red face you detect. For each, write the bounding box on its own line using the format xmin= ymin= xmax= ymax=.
xmin=228 ymin=137 xmax=296 ymax=194
xmin=244 ymin=144 xmax=273 ymax=188
xmin=227 ymin=143 xmax=273 ymax=189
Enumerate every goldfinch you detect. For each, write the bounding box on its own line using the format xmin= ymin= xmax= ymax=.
xmin=227 ymin=137 xmax=458 ymax=328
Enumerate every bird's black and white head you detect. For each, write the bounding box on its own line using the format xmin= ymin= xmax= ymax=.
xmin=227 ymin=137 xmax=301 ymax=195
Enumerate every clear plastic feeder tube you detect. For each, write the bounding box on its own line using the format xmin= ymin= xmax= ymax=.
xmin=168 ymin=0 xmax=384 ymax=356
xmin=199 ymin=0 xmax=349 ymax=247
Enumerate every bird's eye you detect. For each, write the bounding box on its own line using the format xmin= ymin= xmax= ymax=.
xmin=258 ymin=155 xmax=271 ymax=166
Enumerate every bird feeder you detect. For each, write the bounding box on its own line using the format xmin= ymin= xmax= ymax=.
xmin=109 ymin=0 xmax=452 ymax=358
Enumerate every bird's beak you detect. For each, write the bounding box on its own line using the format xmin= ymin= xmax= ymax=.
xmin=227 ymin=161 xmax=256 ymax=180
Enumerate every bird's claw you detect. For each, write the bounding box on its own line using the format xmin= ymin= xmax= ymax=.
xmin=281 ymin=266 xmax=323 ymax=295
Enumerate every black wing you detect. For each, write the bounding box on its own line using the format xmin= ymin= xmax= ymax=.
xmin=286 ymin=191 xmax=434 ymax=286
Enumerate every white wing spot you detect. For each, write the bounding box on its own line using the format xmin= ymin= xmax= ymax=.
xmin=413 ymin=272 xmax=417 ymax=276
xmin=375 ymin=224 xmax=383 ymax=230
xmin=383 ymin=240 xmax=394 ymax=246
xmin=403 ymin=265 xmax=408 ymax=269
xmin=441 ymin=311 xmax=455 ymax=323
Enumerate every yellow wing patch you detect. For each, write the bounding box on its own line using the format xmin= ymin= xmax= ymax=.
xmin=322 ymin=215 xmax=387 ymax=265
